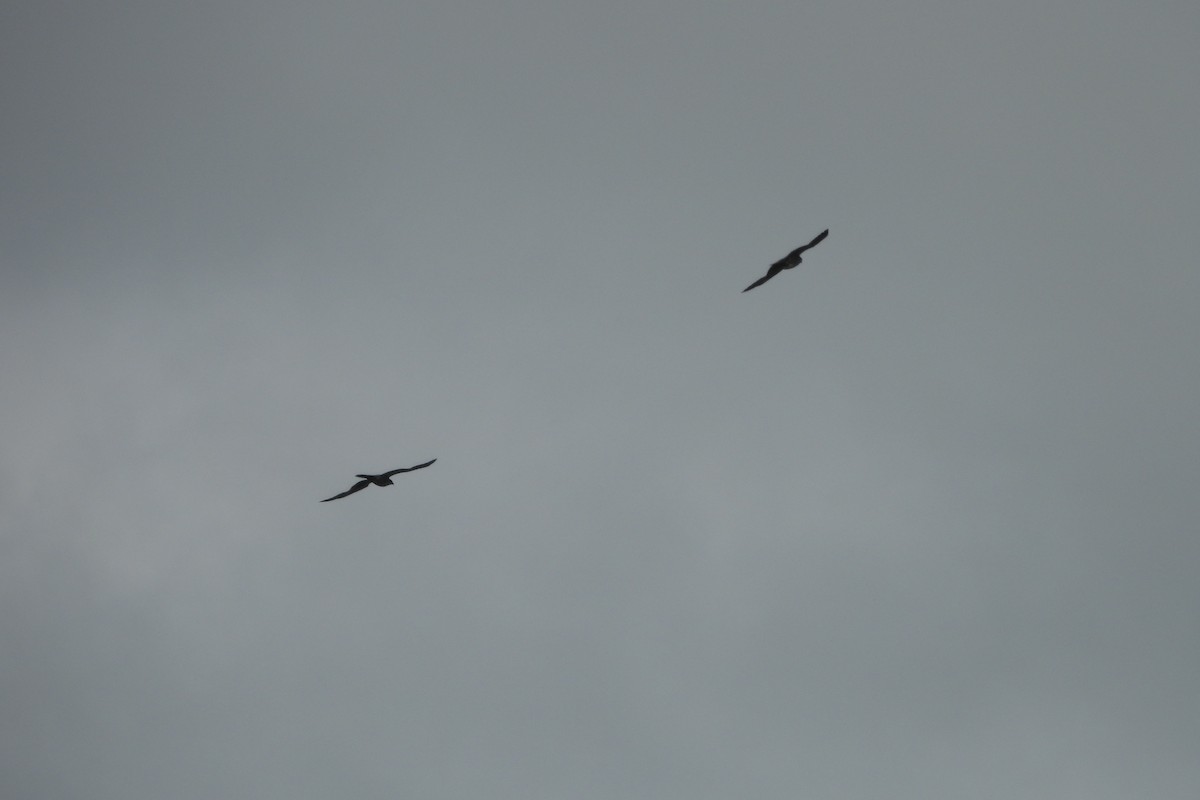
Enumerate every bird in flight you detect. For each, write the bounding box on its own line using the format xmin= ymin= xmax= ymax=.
xmin=320 ymin=459 xmax=437 ymax=502
xmin=741 ymin=228 xmax=829 ymax=293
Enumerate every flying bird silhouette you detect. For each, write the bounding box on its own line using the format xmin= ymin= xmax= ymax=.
xmin=320 ymin=459 xmax=437 ymax=502
xmin=741 ymin=228 xmax=829 ymax=293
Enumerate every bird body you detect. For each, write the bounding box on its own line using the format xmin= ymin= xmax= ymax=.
xmin=356 ymin=473 xmax=399 ymax=486
xmin=742 ymin=228 xmax=829 ymax=292
xmin=321 ymin=459 xmax=437 ymax=502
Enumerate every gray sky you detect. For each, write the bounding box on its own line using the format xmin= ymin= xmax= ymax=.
xmin=3 ymin=1 xmax=1198 ymax=797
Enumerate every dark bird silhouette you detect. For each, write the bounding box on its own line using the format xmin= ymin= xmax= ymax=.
xmin=742 ymin=228 xmax=829 ymax=293
xmin=320 ymin=459 xmax=437 ymax=502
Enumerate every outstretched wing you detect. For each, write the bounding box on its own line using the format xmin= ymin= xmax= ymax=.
xmin=794 ymin=228 xmax=829 ymax=256
xmin=382 ymin=458 xmax=437 ymax=478
xmin=743 ymin=264 xmax=783 ymax=293
xmin=321 ymin=479 xmax=371 ymax=502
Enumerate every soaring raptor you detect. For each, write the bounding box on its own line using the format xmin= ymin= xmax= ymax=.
xmin=742 ymin=228 xmax=829 ymax=293
xmin=320 ymin=459 xmax=437 ymax=502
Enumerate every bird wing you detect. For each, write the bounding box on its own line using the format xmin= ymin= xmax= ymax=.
xmin=382 ymin=458 xmax=437 ymax=478
xmin=742 ymin=264 xmax=783 ymax=293
xmin=320 ymin=479 xmax=372 ymax=502
xmin=794 ymin=228 xmax=829 ymax=256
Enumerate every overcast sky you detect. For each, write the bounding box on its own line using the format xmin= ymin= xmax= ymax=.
xmin=3 ymin=2 xmax=1198 ymax=798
